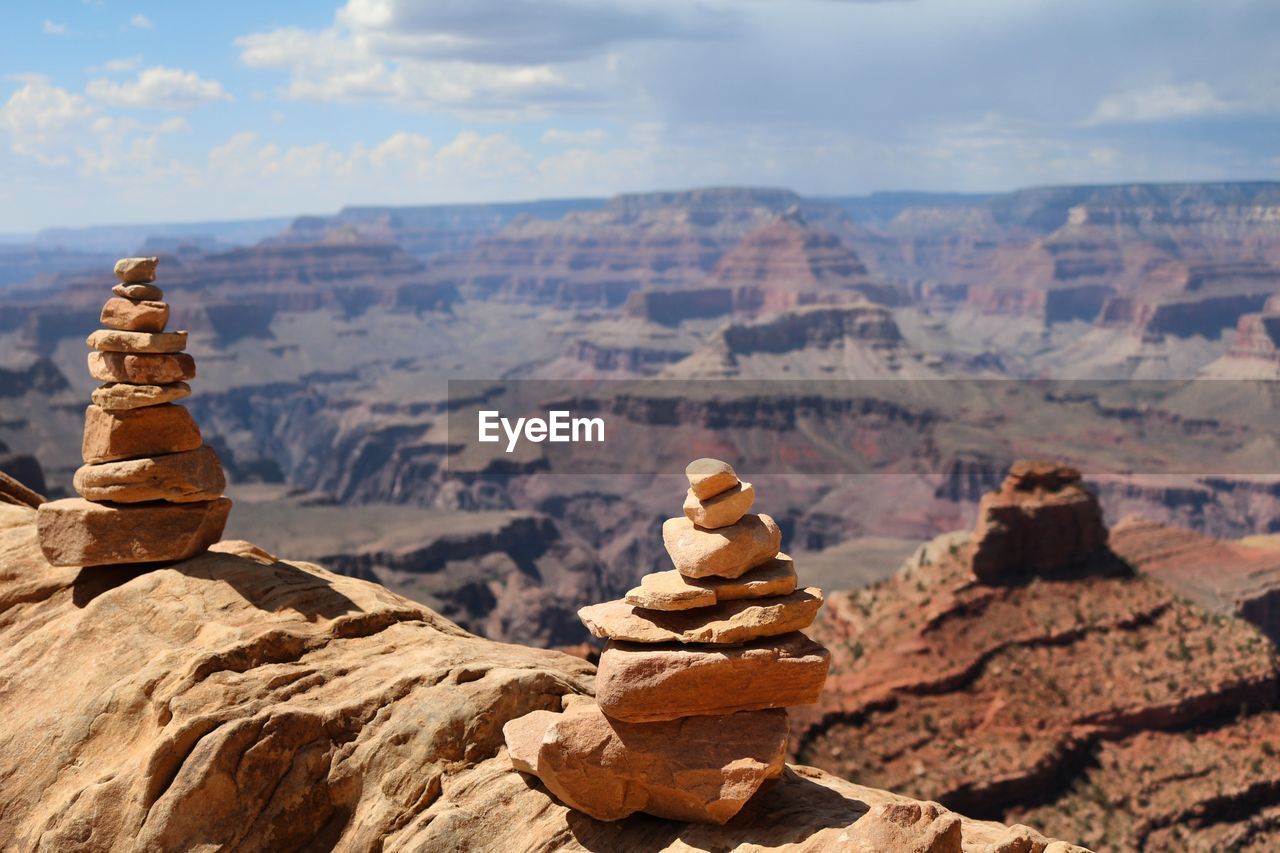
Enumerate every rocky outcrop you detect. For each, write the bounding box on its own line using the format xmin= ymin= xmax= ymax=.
xmin=1111 ymin=515 xmax=1280 ymax=644
xmin=3 ymin=241 xmax=458 ymax=352
xmin=0 ymin=503 xmax=1081 ymax=850
xmin=968 ymin=461 xmax=1111 ymax=583
xmin=664 ymin=303 xmax=942 ymax=379
xmin=425 ymin=188 xmax=863 ymax=307
xmin=797 ymin=459 xmax=1280 ymax=851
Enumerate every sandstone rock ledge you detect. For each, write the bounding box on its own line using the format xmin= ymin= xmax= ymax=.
xmin=0 ymin=504 xmax=1081 ymax=851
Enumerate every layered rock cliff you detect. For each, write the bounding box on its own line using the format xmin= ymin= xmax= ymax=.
xmin=0 ymin=502 xmax=1082 ymax=851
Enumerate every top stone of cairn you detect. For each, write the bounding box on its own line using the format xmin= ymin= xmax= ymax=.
xmin=114 ymin=256 xmax=159 ymax=284
xmin=685 ymin=458 xmax=739 ymax=500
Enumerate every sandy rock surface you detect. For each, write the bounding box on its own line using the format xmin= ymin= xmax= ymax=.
xmin=0 ymin=505 xmax=1085 ymax=851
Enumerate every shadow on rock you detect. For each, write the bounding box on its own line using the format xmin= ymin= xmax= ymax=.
xmin=565 ymin=768 xmax=869 ymax=851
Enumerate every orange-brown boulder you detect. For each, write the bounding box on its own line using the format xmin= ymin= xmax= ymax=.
xmin=82 ymin=404 xmax=202 ymax=465
xmin=597 ymin=632 xmax=830 ymax=722
xmin=35 ymin=496 xmax=231 ymax=566
xmin=683 ymin=481 xmax=755 ymax=529
xmin=113 ymin=256 xmax=158 ymax=282
xmin=580 ymin=587 xmax=823 ymax=645
xmin=112 ymin=282 xmax=163 ymax=300
xmin=505 ymin=703 xmax=788 ymax=824
xmin=100 ymin=297 xmax=169 ymax=333
xmin=88 ymin=351 xmax=196 ymax=384
xmin=685 ymin=457 xmax=739 ymax=499
xmin=663 ymin=513 xmax=781 ymax=579
xmin=91 ymin=381 xmax=191 ymax=411
xmin=86 ymin=329 xmax=187 ymax=354
xmin=73 ymin=446 xmax=225 ymax=503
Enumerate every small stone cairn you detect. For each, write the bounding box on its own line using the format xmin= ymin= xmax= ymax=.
xmin=503 ymin=458 xmax=829 ymax=824
xmin=37 ymin=257 xmax=231 ymax=567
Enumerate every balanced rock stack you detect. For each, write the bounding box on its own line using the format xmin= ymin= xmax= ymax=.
xmin=503 ymin=458 xmax=829 ymax=825
xmin=36 ymin=257 xmax=231 ymax=567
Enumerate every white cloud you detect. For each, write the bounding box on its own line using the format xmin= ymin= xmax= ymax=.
xmin=335 ymin=0 xmax=727 ymax=65
xmin=541 ymin=128 xmax=608 ymax=146
xmin=86 ymin=66 xmax=233 ymax=109
xmin=130 ymin=14 xmax=154 ymax=30
xmin=237 ymin=25 xmax=587 ymax=118
xmin=1087 ymin=82 xmax=1230 ymax=125
xmin=0 ymin=77 xmax=192 ymax=176
xmin=0 ymin=77 xmax=95 ymax=165
xmin=232 ymin=0 xmax=724 ymax=118
xmin=91 ymin=56 xmax=145 ymax=74
xmin=42 ymin=20 xmax=69 ymax=36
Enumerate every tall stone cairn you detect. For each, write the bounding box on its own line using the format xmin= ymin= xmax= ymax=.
xmin=36 ymin=257 xmax=231 ymax=567
xmin=503 ymin=458 xmax=829 ymax=825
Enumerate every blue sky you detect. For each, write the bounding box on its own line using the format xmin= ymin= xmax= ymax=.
xmin=2 ymin=0 xmax=1278 ymax=231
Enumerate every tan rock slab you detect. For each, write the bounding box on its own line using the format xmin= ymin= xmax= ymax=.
xmin=697 ymin=553 xmax=798 ymax=601
xmin=114 ymin=256 xmax=158 ymax=283
xmin=36 ymin=496 xmax=231 ymax=567
xmin=82 ymin=404 xmax=202 ymax=465
xmin=625 ymin=554 xmax=797 ymax=611
xmin=88 ymin=351 xmax=196 ymax=385
xmin=663 ymin=513 xmax=781 ymax=579
xmin=207 ymin=539 xmax=277 ymax=565
xmin=87 ymin=329 xmax=187 ymax=354
xmin=0 ymin=470 xmax=45 ymax=508
xmin=685 ymin=457 xmax=739 ymax=500
xmin=91 ymin=382 xmax=191 ymax=411
xmin=626 ymin=571 xmax=718 ymax=611
xmin=684 ymin=481 xmax=755 ymax=529
xmin=100 ymin=297 xmax=169 ymax=333
xmin=597 ymin=632 xmax=830 ymax=722
xmin=579 ymin=587 xmax=824 ymax=645
xmin=506 ymin=703 xmax=787 ymax=824
xmin=74 ymin=446 xmax=225 ymax=504
xmin=503 ymin=709 xmax=559 ymax=773
xmin=112 ymin=282 xmax=163 ymax=300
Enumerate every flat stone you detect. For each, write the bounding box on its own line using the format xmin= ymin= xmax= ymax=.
xmin=82 ymin=404 xmax=202 ymax=465
xmin=663 ymin=513 xmax=781 ymax=579
xmin=596 ymin=632 xmax=831 ymax=722
xmin=74 ymin=446 xmax=225 ymax=503
xmin=87 ymin=329 xmax=187 ymax=354
xmin=579 ymin=587 xmax=824 ymax=645
xmin=88 ymin=352 xmax=196 ymax=385
xmin=625 ymin=554 xmax=797 ymax=611
xmin=503 ymin=709 xmax=559 ymax=773
xmin=100 ymin=297 xmax=169 ymax=333
xmin=685 ymin=458 xmax=739 ymax=500
xmin=504 ymin=703 xmax=787 ymax=824
xmin=112 ymin=282 xmax=164 ymax=300
xmin=114 ymin=257 xmax=158 ymax=283
xmin=626 ymin=571 xmax=718 ymax=611
xmin=36 ymin=496 xmax=231 ymax=567
xmin=684 ymin=481 xmax=755 ymax=529
xmin=91 ymin=382 xmax=191 ymax=412
xmin=697 ymin=553 xmax=798 ymax=601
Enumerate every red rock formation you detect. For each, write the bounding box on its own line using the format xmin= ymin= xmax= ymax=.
xmin=968 ymin=461 xmax=1111 ymax=583
xmin=796 ymin=459 xmax=1280 ymax=851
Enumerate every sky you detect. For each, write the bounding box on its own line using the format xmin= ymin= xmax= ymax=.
xmin=1 ymin=0 xmax=1279 ymax=231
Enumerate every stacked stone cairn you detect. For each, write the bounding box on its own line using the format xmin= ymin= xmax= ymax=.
xmin=503 ymin=458 xmax=829 ymax=825
xmin=37 ymin=257 xmax=231 ymax=567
